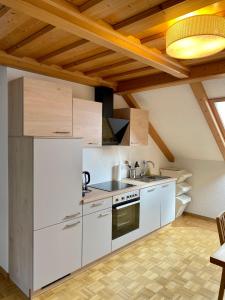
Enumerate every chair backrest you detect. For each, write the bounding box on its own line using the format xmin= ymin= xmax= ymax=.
xmin=216 ymin=211 xmax=225 ymax=245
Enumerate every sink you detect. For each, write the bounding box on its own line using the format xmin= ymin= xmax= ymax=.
xmin=133 ymin=175 xmax=170 ymax=182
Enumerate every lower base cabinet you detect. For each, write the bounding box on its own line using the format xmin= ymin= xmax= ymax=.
xmin=160 ymin=182 xmax=176 ymax=226
xmin=82 ymin=208 xmax=112 ymax=266
xmin=139 ymin=186 xmax=161 ymax=237
xmin=33 ymin=217 xmax=82 ymax=290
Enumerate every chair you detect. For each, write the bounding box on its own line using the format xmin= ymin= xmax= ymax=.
xmin=216 ymin=211 xmax=225 ymax=300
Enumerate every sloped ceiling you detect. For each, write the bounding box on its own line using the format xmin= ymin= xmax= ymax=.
xmin=132 ymin=81 xmax=224 ymax=161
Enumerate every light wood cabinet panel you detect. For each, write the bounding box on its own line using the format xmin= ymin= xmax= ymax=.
xmin=33 ymin=217 xmax=82 ymax=290
xmin=73 ymin=98 xmax=102 ymax=147
xmin=9 ymin=77 xmax=73 ymax=137
xmin=82 ymin=208 xmax=112 ymax=266
xmin=114 ymin=108 xmax=148 ymax=146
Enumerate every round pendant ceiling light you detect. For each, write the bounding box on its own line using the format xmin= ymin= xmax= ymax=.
xmin=166 ymin=15 xmax=225 ymax=59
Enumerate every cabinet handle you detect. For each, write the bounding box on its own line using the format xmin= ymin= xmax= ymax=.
xmin=63 ymin=212 xmax=80 ymax=220
xmin=63 ymin=221 xmax=80 ymax=230
xmin=98 ymin=212 xmax=110 ymax=217
xmin=91 ymin=202 xmax=103 ymax=207
xmin=53 ymin=131 xmax=70 ymax=134
xmin=88 ymin=142 xmax=98 ymax=145
xmin=162 ymin=184 xmax=169 ymax=188
xmin=147 ymin=188 xmax=155 ymax=192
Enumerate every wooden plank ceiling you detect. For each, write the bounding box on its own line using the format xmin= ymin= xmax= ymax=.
xmin=0 ymin=0 xmax=225 ymax=91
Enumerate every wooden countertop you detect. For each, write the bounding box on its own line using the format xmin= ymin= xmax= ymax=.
xmin=82 ymin=178 xmax=176 ymax=204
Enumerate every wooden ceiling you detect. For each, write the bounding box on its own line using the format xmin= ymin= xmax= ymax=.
xmin=1 ymin=0 xmax=225 ymax=92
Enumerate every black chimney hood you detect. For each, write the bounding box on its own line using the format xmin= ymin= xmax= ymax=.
xmin=95 ymin=87 xmax=129 ymax=145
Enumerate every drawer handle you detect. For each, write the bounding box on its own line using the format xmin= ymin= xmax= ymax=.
xmin=91 ymin=202 xmax=103 ymax=207
xmin=63 ymin=221 xmax=80 ymax=230
xmin=64 ymin=212 xmax=80 ymax=220
xmin=162 ymin=185 xmax=169 ymax=188
xmin=98 ymin=213 xmax=110 ymax=217
xmin=53 ymin=131 xmax=70 ymax=134
xmin=147 ymin=188 xmax=155 ymax=192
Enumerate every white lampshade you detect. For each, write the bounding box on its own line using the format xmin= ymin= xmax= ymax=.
xmin=166 ymin=15 xmax=225 ymax=59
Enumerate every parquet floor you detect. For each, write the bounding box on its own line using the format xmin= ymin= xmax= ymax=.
xmin=0 ymin=214 xmax=222 ymax=300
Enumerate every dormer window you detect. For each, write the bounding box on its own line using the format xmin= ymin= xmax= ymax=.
xmin=209 ymin=98 xmax=225 ymax=139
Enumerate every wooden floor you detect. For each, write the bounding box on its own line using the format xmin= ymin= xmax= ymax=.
xmin=0 ymin=214 xmax=221 ymax=300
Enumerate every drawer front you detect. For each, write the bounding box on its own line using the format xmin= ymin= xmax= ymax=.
xmin=83 ymin=197 xmax=112 ymax=216
xmin=82 ymin=208 xmax=112 ymax=266
xmin=33 ymin=217 xmax=82 ymax=291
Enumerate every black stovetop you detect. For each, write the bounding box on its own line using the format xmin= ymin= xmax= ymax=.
xmin=89 ymin=181 xmax=135 ymax=192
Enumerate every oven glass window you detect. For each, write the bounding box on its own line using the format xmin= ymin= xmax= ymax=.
xmin=112 ymin=202 xmax=140 ymax=240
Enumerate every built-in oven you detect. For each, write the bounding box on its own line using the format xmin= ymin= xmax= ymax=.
xmin=112 ymin=190 xmax=140 ymax=240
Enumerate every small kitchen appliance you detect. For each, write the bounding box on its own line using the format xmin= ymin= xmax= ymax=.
xmin=82 ymin=171 xmax=91 ymax=196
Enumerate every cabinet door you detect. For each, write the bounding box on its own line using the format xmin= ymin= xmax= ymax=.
xmin=23 ymin=77 xmax=72 ymax=137
xmin=82 ymin=208 xmax=112 ymax=266
xmin=160 ymin=182 xmax=176 ymax=226
xmin=73 ymin=98 xmax=102 ymax=147
xmin=33 ymin=217 xmax=82 ymax=291
xmin=34 ymin=139 xmax=82 ymax=230
xmin=139 ymin=186 xmax=161 ymax=237
xmin=130 ymin=108 xmax=148 ymax=146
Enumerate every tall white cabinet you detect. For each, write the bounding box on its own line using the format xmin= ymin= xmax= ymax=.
xmin=9 ymin=138 xmax=82 ymax=296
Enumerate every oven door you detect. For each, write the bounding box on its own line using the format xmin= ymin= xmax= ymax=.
xmin=112 ymin=199 xmax=140 ymax=240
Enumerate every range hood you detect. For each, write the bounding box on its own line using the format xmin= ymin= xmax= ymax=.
xmin=95 ymin=87 xmax=129 ymax=145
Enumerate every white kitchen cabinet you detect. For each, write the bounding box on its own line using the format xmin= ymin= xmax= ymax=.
xmin=139 ymin=186 xmax=161 ymax=237
xmin=9 ymin=137 xmax=83 ymax=296
xmin=83 ymin=197 xmax=112 ymax=216
xmin=82 ymin=208 xmax=112 ymax=266
xmin=33 ymin=217 xmax=82 ymax=290
xmin=160 ymin=182 xmax=176 ymax=226
xmin=34 ymin=139 xmax=82 ymax=230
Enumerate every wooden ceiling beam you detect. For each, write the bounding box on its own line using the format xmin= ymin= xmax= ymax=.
xmin=103 ymin=67 xmax=157 ymax=81
xmin=79 ymin=0 xmax=103 ymax=12
xmin=37 ymin=39 xmax=88 ymax=62
xmin=116 ymin=58 xmax=225 ymax=94
xmin=85 ymin=59 xmax=134 ymax=75
xmin=190 ymin=82 xmax=225 ymax=160
xmin=0 ymin=0 xmax=189 ymax=79
xmin=0 ymin=5 xmax=10 ymax=17
xmin=6 ymin=24 xmax=54 ymax=54
xmin=113 ymin=0 xmax=223 ymax=34
xmin=113 ymin=0 xmax=184 ymax=30
xmin=63 ymin=49 xmax=114 ymax=70
xmin=0 ymin=50 xmax=115 ymax=88
xmin=122 ymin=94 xmax=175 ymax=162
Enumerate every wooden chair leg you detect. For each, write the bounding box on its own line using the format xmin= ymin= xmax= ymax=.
xmin=218 ymin=268 xmax=225 ymax=300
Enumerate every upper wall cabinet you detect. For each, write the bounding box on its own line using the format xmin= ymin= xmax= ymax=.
xmin=114 ymin=108 xmax=148 ymax=146
xmin=9 ymin=77 xmax=73 ymax=137
xmin=73 ymin=98 xmax=102 ymax=147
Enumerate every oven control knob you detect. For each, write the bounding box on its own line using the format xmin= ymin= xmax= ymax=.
xmin=116 ymin=198 xmax=119 ymax=202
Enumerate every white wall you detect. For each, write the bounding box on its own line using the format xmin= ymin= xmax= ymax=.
xmin=174 ymin=158 xmax=225 ymax=218
xmin=134 ymin=84 xmax=223 ymax=161
xmin=0 ymin=66 xmax=8 ymax=272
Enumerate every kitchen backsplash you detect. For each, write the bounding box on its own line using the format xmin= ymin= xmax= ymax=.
xmin=82 ymin=142 xmax=168 ymax=184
